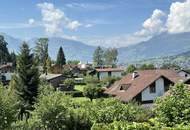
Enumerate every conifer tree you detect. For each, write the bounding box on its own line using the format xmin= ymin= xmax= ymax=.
xmin=0 ymin=35 xmax=10 ymax=63
xmin=13 ymin=42 xmax=39 ymax=120
xmin=56 ymin=46 xmax=66 ymax=66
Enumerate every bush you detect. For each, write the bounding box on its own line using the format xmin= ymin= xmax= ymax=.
xmin=154 ymin=83 xmax=190 ymax=127
xmin=64 ymin=91 xmax=83 ymax=97
xmin=63 ymin=78 xmax=75 ymax=90
xmin=83 ymin=84 xmax=104 ymax=101
xmin=91 ymin=121 xmax=152 ymax=130
xmin=0 ymin=85 xmax=18 ymax=129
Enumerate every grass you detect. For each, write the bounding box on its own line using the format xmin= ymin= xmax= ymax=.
xmin=74 ymin=85 xmax=86 ymax=92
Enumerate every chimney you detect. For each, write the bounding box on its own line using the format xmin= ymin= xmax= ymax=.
xmin=132 ymin=71 xmax=139 ymax=80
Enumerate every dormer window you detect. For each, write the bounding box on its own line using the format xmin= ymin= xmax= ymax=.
xmin=120 ymin=84 xmax=131 ymax=91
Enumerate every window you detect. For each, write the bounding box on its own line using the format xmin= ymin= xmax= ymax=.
xmin=149 ymin=82 xmax=156 ymax=93
xmin=120 ymin=84 xmax=130 ymax=91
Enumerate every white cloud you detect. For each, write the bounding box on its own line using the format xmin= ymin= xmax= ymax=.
xmin=66 ymin=20 xmax=82 ymax=30
xmin=85 ymin=9 xmax=167 ymax=47
xmin=167 ymin=0 xmax=190 ymax=33
xmin=37 ymin=2 xmax=91 ymax=35
xmin=28 ymin=18 xmax=35 ymax=25
xmin=85 ymin=24 xmax=93 ymax=28
xmin=65 ymin=3 xmax=115 ymax=11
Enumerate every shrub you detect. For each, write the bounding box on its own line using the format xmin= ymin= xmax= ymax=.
xmin=83 ymin=84 xmax=104 ymax=101
xmin=0 ymin=85 xmax=18 ymax=129
xmin=64 ymin=78 xmax=75 ymax=87
xmin=154 ymin=83 xmax=190 ymax=127
xmin=64 ymin=91 xmax=83 ymax=97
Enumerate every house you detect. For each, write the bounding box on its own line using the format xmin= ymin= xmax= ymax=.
xmin=177 ymin=69 xmax=190 ymax=78
xmin=105 ymin=69 xmax=186 ymax=104
xmin=40 ymin=73 xmax=64 ymax=87
xmin=95 ymin=68 xmax=124 ymax=80
xmin=0 ymin=63 xmax=14 ymax=85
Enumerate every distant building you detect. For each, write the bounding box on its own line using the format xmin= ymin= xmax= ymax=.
xmin=177 ymin=69 xmax=190 ymax=78
xmin=105 ymin=69 xmax=186 ymax=104
xmin=95 ymin=68 xmax=124 ymax=80
xmin=0 ymin=63 xmax=14 ymax=85
xmin=40 ymin=73 xmax=64 ymax=87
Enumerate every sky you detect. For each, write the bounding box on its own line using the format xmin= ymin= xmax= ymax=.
xmin=0 ymin=0 xmax=189 ymax=47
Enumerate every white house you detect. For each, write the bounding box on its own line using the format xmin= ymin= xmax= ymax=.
xmin=96 ymin=68 xmax=124 ymax=80
xmin=177 ymin=70 xmax=190 ymax=78
xmin=105 ymin=69 xmax=186 ymax=104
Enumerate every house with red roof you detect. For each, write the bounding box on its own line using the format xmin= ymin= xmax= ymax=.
xmin=105 ymin=69 xmax=187 ymax=104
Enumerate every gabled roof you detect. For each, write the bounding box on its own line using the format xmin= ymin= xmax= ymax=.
xmin=105 ymin=69 xmax=185 ymax=102
xmin=40 ymin=74 xmax=63 ymax=81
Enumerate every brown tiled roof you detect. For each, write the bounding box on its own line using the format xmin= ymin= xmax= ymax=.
xmin=96 ymin=68 xmax=124 ymax=72
xmin=105 ymin=69 xmax=186 ymax=102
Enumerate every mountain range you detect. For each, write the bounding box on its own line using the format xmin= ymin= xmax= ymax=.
xmin=1 ymin=32 xmax=190 ymax=63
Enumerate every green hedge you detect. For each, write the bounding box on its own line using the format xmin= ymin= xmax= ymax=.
xmin=91 ymin=121 xmax=190 ymax=130
xmin=64 ymin=91 xmax=84 ymax=97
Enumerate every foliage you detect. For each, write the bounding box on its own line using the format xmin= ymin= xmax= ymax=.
xmin=9 ymin=52 xmax=17 ymax=68
xmin=64 ymin=91 xmax=84 ymax=97
xmin=91 ymin=121 xmax=152 ymax=130
xmin=56 ymin=46 xmax=66 ymax=66
xmin=161 ymin=63 xmax=180 ymax=69
xmin=84 ymin=76 xmax=100 ymax=85
xmin=93 ymin=46 xmax=104 ymax=67
xmin=63 ymin=78 xmax=75 ymax=90
xmin=101 ymin=76 xmax=121 ymax=88
xmin=139 ymin=63 xmax=155 ymax=70
xmin=104 ymin=48 xmax=118 ymax=67
xmin=0 ymin=85 xmax=18 ymax=129
xmin=155 ymin=83 xmax=190 ymax=127
xmin=126 ymin=64 xmax=136 ymax=73
xmin=0 ymin=35 xmax=10 ymax=63
xmin=67 ymin=60 xmax=80 ymax=65
xmin=34 ymin=38 xmax=49 ymax=74
xmin=87 ymin=99 xmax=153 ymax=123
xmin=83 ymin=84 xmax=103 ymax=101
xmin=13 ymin=42 xmax=39 ymax=120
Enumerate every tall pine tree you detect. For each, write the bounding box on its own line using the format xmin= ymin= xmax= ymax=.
xmin=0 ymin=35 xmax=10 ymax=64
xmin=13 ymin=42 xmax=39 ymax=120
xmin=56 ymin=46 xmax=66 ymax=66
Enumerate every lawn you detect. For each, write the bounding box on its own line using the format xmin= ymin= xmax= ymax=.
xmin=74 ymin=85 xmax=86 ymax=92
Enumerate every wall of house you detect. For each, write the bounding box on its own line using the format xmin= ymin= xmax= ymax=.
xmin=141 ymin=77 xmax=165 ymax=101
xmin=111 ymin=72 xmax=122 ymax=77
xmin=4 ymin=73 xmax=13 ymax=81
xmin=178 ymin=71 xmax=190 ymax=78
xmin=98 ymin=72 xmax=109 ymax=80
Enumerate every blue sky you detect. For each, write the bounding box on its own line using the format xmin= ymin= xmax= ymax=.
xmin=0 ymin=0 xmax=189 ymax=47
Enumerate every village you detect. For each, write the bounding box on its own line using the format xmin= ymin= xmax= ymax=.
xmin=0 ymin=34 xmax=190 ymax=130
xmin=1 ymin=0 xmax=190 ymax=129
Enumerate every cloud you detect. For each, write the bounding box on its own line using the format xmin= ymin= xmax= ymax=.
xmin=66 ymin=20 xmax=82 ymax=30
xmin=65 ymin=3 xmax=115 ymax=11
xmin=85 ymin=9 xmax=167 ymax=47
xmin=37 ymin=2 xmax=91 ymax=35
xmin=28 ymin=18 xmax=35 ymax=25
xmin=85 ymin=24 xmax=93 ymax=28
xmin=167 ymin=0 xmax=190 ymax=33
